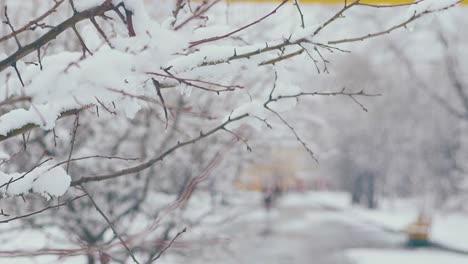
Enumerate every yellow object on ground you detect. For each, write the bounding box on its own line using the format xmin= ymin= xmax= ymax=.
xmin=406 ymin=213 xmax=432 ymax=243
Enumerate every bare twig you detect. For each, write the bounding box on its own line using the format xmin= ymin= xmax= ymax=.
xmin=328 ymin=1 xmax=461 ymax=45
xmin=71 ymin=113 xmax=249 ymax=186
xmin=150 ymin=227 xmax=187 ymax=262
xmin=90 ymin=17 xmax=113 ymax=48
xmin=52 ymin=155 xmax=139 ymax=169
xmin=0 ymin=1 xmax=66 ymax=43
xmin=152 ymin=78 xmax=169 ymax=129
xmin=293 ymin=0 xmax=305 ymax=28
xmin=174 ymin=0 xmax=221 ymax=31
xmin=266 ymin=105 xmax=318 ymax=162
xmin=147 ymin=71 xmax=243 ymax=93
xmin=3 ymin=6 xmax=22 ymax=48
xmin=0 ymin=194 xmax=87 ymax=224
xmin=125 ymin=8 xmax=136 ymax=37
xmin=0 ymin=3 xmax=115 ymax=73
xmin=72 ymin=26 xmax=93 ymax=56
xmin=358 ymin=0 xmax=423 ymax=8
xmin=66 ymin=113 xmax=80 ymax=173
xmin=12 ymin=63 xmax=24 ymax=87
xmin=188 ymin=0 xmax=288 ymax=48
xmin=80 ymin=186 xmax=140 ymax=264
xmin=171 ymin=0 xmax=186 ymax=27
xmin=258 ymin=48 xmax=304 ymax=66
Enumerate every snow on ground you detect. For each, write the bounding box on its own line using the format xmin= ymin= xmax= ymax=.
xmin=339 ymin=196 xmax=468 ymax=253
xmin=431 ymin=214 xmax=468 ymax=252
xmin=347 ymin=249 xmax=468 ymax=264
xmin=3 ymin=190 xmax=468 ymax=263
xmin=280 ymin=191 xmax=351 ymax=209
xmin=351 ymin=203 xmax=418 ymax=232
xmin=282 ymin=192 xmax=468 ymax=254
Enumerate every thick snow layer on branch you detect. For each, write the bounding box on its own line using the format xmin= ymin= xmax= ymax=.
xmin=74 ymin=0 xmax=104 ymax=12
xmin=32 ymin=167 xmax=71 ymax=197
xmin=0 ymin=165 xmax=71 ymax=198
xmin=168 ymin=42 xmax=272 ymax=73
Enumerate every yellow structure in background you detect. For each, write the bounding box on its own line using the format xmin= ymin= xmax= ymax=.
xmin=225 ymin=0 xmax=468 ymax=5
xmin=235 ymin=147 xmax=306 ymax=192
xmin=236 ymin=163 xmax=298 ymax=191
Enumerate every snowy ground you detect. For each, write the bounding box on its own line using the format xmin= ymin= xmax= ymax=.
xmin=347 ymin=248 xmax=468 ymax=264
xmin=348 ymin=197 xmax=468 ymax=253
xmin=2 ymin=191 xmax=468 ymax=263
xmin=154 ymin=191 xmax=468 ymax=264
xmin=160 ymin=191 xmax=405 ymax=264
xmin=285 ymin=192 xmax=468 ymax=263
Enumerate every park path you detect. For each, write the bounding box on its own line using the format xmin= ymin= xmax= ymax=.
xmin=184 ymin=194 xmax=406 ymax=264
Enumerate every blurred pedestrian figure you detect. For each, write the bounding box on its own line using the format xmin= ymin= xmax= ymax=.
xmin=274 ymin=183 xmax=282 ymax=198
xmin=261 ymin=185 xmax=275 ymax=235
xmin=263 ymin=187 xmax=273 ymax=212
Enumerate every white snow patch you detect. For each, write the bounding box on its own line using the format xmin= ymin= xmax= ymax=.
xmin=32 ymin=166 xmax=72 ymax=197
xmin=347 ymin=249 xmax=468 ymax=264
xmin=0 ymin=165 xmax=71 ymax=197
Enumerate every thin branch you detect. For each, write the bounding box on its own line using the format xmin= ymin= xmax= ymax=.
xmin=358 ymin=0 xmax=423 ymax=8
xmin=71 ymin=113 xmax=249 ymax=186
xmin=258 ymin=48 xmax=304 ymax=66
xmin=72 ymin=26 xmax=93 ymax=56
xmin=188 ymin=0 xmax=288 ymax=48
xmin=299 ymin=44 xmax=320 ymax=73
xmin=293 ymin=0 xmax=305 ymax=28
xmin=0 ymin=194 xmax=87 ymax=224
xmin=348 ymin=94 xmax=368 ymax=112
xmin=147 ymin=71 xmax=243 ymax=93
xmin=80 ymin=186 xmax=140 ymax=264
xmin=90 ymin=17 xmax=113 ymax=48
xmin=314 ymin=46 xmax=329 ymax=73
xmin=223 ymin=128 xmax=251 ymax=152
xmin=312 ymin=0 xmax=359 ymax=37
xmin=171 ymin=0 xmax=185 ymax=27
xmin=66 ymin=113 xmax=80 ymax=173
xmin=0 ymin=0 xmax=66 ymax=43
xmin=266 ymin=105 xmax=318 ymax=162
xmin=0 ymin=3 xmax=115 ymax=72
xmin=3 ymin=6 xmax=22 ymax=48
xmin=52 ymin=155 xmax=139 ymax=169
xmin=328 ymin=1 xmax=461 ymax=45
xmin=125 ymin=8 xmax=136 ymax=37
xmin=174 ymin=0 xmax=221 ymax=31
xmin=152 ymin=78 xmax=169 ymax=129
xmin=37 ymin=48 xmax=43 ymax=70
xmin=12 ymin=63 xmax=24 ymax=87
xmin=268 ymin=88 xmax=380 ymax=102
xmin=150 ymin=227 xmax=187 ymax=262
xmin=192 ymin=0 xmax=453 ymax=70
